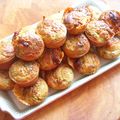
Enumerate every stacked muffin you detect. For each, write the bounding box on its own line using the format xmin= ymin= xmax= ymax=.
xmin=0 ymin=5 xmax=120 ymax=106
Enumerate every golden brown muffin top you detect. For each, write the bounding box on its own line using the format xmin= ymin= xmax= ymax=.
xmin=97 ymin=37 xmax=120 ymax=59
xmin=46 ymin=64 xmax=74 ymax=90
xmin=63 ymin=34 xmax=90 ymax=58
xmin=99 ymin=10 xmax=120 ymax=34
xmin=75 ymin=52 xmax=100 ymax=75
xmin=0 ymin=38 xmax=15 ymax=64
xmin=36 ymin=19 xmax=67 ymax=42
xmin=86 ymin=20 xmax=115 ymax=43
xmin=9 ymin=60 xmax=39 ymax=84
xmin=13 ymin=78 xmax=48 ymax=106
xmin=104 ymin=37 xmax=120 ymax=51
xmin=38 ymin=48 xmax=64 ymax=70
xmin=53 ymin=64 xmax=74 ymax=82
xmin=0 ymin=70 xmax=14 ymax=90
xmin=12 ymin=27 xmax=44 ymax=61
xmin=63 ymin=6 xmax=92 ymax=31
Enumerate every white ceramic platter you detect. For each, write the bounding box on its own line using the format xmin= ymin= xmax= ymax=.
xmin=0 ymin=0 xmax=120 ymax=119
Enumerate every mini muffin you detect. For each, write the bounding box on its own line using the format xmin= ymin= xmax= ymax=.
xmin=13 ymin=78 xmax=48 ymax=106
xmin=38 ymin=48 xmax=64 ymax=71
xmin=97 ymin=37 xmax=120 ymax=59
xmin=0 ymin=70 xmax=14 ymax=90
xmin=85 ymin=20 xmax=115 ymax=47
xmin=63 ymin=6 xmax=92 ymax=35
xmin=12 ymin=26 xmax=44 ymax=61
xmin=9 ymin=60 xmax=39 ymax=87
xmin=36 ymin=19 xmax=67 ymax=48
xmin=0 ymin=38 xmax=15 ymax=70
xmin=63 ymin=34 xmax=90 ymax=58
xmin=88 ymin=5 xmax=102 ymax=20
xmin=75 ymin=52 xmax=100 ymax=75
xmin=99 ymin=10 xmax=120 ymax=35
xmin=46 ymin=64 xmax=74 ymax=90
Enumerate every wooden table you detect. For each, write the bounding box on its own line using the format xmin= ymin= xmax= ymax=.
xmin=0 ymin=0 xmax=120 ymax=120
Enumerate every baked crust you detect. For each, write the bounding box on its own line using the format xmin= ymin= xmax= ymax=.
xmin=63 ymin=6 xmax=92 ymax=35
xmin=97 ymin=37 xmax=120 ymax=59
xmin=9 ymin=60 xmax=39 ymax=87
xmin=0 ymin=38 xmax=15 ymax=69
xmin=38 ymin=48 xmax=64 ymax=71
xmin=67 ymin=57 xmax=76 ymax=69
xmin=12 ymin=26 xmax=44 ymax=61
xmin=36 ymin=19 xmax=67 ymax=48
xmin=63 ymin=34 xmax=90 ymax=58
xmin=0 ymin=70 xmax=15 ymax=90
xmin=13 ymin=78 xmax=48 ymax=106
xmin=99 ymin=10 xmax=120 ymax=35
xmin=46 ymin=64 xmax=74 ymax=90
xmin=85 ymin=20 xmax=115 ymax=46
xmin=75 ymin=52 xmax=100 ymax=75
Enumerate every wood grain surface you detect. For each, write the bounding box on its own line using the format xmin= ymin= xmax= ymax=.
xmin=0 ymin=0 xmax=120 ymax=120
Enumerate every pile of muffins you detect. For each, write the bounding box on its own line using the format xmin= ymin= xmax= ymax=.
xmin=0 ymin=5 xmax=120 ymax=106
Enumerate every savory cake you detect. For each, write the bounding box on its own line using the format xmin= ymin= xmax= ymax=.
xmin=97 ymin=37 xmax=120 ymax=59
xmin=46 ymin=64 xmax=74 ymax=90
xmin=63 ymin=6 xmax=92 ymax=35
xmin=99 ymin=10 xmax=120 ymax=35
xmin=12 ymin=26 xmax=44 ymax=61
xmin=36 ymin=19 xmax=67 ymax=48
xmin=9 ymin=60 xmax=39 ymax=87
xmin=13 ymin=78 xmax=48 ymax=106
xmin=63 ymin=34 xmax=90 ymax=58
xmin=38 ymin=48 xmax=64 ymax=70
xmin=85 ymin=20 xmax=115 ymax=46
xmin=75 ymin=52 xmax=100 ymax=75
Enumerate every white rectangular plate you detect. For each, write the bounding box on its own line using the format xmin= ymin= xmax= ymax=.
xmin=0 ymin=0 xmax=120 ymax=119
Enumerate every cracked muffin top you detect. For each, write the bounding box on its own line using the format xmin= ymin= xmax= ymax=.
xmin=12 ymin=26 xmax=44 ymax=61
xmin=75 ymin=52 xmax=100 ymax=75
xmin=13 ymin=78 xmax=48 ymax=106
xmin=38 ymin=48 xmax=64 ymax=71
xmin=63 ymin=34 xmax=90 ymax=58
xmin=36 ymin=19 xmax=67 ymax=48
xmin=97 ymin=37 xmax=120 ymax=59
xmin=99 ymin=10 xmax=120 ymax=35
xmin=63 ymin=6 xmax=92 ymax=35
xmin=9 ymin=60 xmax=39 ymax=87
xmin=85 ymin=20 xmax=115 ymax=46
xmin=46 ymin=64 xmax=74 ymax=90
